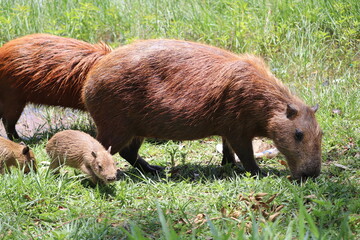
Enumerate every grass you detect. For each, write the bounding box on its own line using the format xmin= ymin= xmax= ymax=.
xmin=0 ymin=0 xmax=359 ymax=239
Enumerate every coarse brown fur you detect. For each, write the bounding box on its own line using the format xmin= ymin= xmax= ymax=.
xmin=0 ymin=136 xmax=37 ymax=174
xmin=83 ymin=39 xmax=323 ymax=180
xmin=0 ymin=34 xmax=112 ymax=139
xmin=46 ymin=130 xmax=118 ymax=184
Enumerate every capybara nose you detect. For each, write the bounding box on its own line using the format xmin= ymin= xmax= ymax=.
xmin=107 ymin=176 xmax=116 ymax=182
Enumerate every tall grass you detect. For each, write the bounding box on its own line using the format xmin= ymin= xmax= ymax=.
xmin=1 ymin=0 xmax=358 ymax=52
xmin=0 ymin=0 xmax=359 ymax=239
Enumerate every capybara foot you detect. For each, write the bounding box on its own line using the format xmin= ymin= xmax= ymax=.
xmin=256 ymin=169 xmax=268 ymax=177
xmin=132 ymin=157 xmax=164 ymax=174
xmin=149 ymin=164 xmax=165 ymax=173
xmin=7 ymin=131 xmax=20 ymax=141
xmin=247 ymin=167 xmax=262 ymax=176
xmin=139 ymin=163 xmax=165 ymax=174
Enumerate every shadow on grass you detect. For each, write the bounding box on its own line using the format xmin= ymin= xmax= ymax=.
xmin=45 ymin=169 xmax=119 ymax=198
xmin=78 ymin=179 xmax=118 ymax=197
xmin=118 ymin=162 xmax=290 ymax=183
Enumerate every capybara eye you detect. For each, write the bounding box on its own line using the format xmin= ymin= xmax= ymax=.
xmin=98 ymin=164 xmax=103 ymax=170
xmin=295 ymin=129 xmax=304 ymax=141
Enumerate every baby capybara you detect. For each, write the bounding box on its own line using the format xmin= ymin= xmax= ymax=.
xmin=0 ymin=34 xmax=111 ymax=139
xmin=83 ymin=39 xmax=323 ymax=180
xmin=46 ymin=130 xmax=118 ymax=185
xmin=0 ymin=136 xmax=37 ymax=174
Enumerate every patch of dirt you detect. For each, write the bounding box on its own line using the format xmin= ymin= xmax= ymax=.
xmin=0 ymin=105 xmax=85 ymax=139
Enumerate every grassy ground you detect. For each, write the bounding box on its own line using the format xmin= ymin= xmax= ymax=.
xmin=0 ymin=0 xmax=359 ymax=239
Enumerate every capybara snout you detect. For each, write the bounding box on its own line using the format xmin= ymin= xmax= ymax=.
xmin=46 ymin=130 xmax=118 ymax=185
xmin=0 ymin=137 xmax=37 ymax=174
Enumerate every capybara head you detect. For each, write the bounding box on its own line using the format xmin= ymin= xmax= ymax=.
xmin=89 ymin=147 xmax=117 ymax=184
xmin=268 ymin=103 xmax=322 ymax=180
xmin=19 ymin=143 xmax=37 ymax=174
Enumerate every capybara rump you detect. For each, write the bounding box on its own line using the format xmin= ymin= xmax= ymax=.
xmin=83 ymin=39 xmax=322 ymax=180
xmin=0 ymin=34 xmax=111 ymax=139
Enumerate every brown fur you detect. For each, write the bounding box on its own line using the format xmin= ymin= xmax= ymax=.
xmin=83 ymin=39 xmax=322 ymax=180
xmin=0 ymin=136 xmax=37 ymax=174
xmin=0 ymin=34 xmax=112 ymax=139
xmin=46 ymin=130 xmax=118 ymax=184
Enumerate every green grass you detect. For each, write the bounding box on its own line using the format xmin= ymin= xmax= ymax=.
xmin=0 ymin=0 xmax=359 ymax=239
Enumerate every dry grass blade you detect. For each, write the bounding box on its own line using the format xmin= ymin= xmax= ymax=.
xmin=193 ymin=213 xmax=206 ymax=224
xmin=274 ymin=205 xmax=285 ymax=212
xmin=269 ymin=212 xmax=282 ymax=222
xmin=221 ymin=207 xmax=227 ymax=217
xmin=266 ymin=194 xmax=278 ymax=204
xmin=255 ymin=193 xmax=268 ymax=200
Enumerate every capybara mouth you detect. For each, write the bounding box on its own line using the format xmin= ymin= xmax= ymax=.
xmin=103 ymin=175 xmax=117 ymax=183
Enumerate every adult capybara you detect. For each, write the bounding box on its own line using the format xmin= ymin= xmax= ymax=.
xmin=46 ymin=130 xmax=118 ymax=184
xmin=0 ymin=136 xmax=37 ymax=174
xmin=0 ymin=34 xmax=112 ymax=139
xmin=83 ymin=39 xmax=322 ymax=180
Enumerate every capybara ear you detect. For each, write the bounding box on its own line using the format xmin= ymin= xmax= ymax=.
xmin=311 ymin=104 xmax=319 ymax=113
xmin=107 ymin=146 xmax=112 ymax=153
xmin=91 ymin=151 xmax=97 ymax=158
xmin=22 ymin=146 xmax=30 ymax=155
xmin=286 ymin=104 xmax=298 ymax=120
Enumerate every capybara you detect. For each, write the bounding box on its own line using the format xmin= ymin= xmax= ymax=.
xmin=0 ymin=34 xmax=112 ymax=139
xmin=83 ymin=39 xmax=322 ymax=180
xmin=0 ymin=136 xmax=37 ymax=174
xmin=46 ymin=130 xmax=118 ymax=184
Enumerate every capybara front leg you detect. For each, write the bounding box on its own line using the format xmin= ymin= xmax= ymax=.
xmin=120 ymin=137 xmax=164 ymax=173
xmin=221 ymin=137 xmax=236 ymax=166
xmin=79 ymin=164 xmax=101 ymax=185
xmin=227 ymin=137 xmax=261 ymax=175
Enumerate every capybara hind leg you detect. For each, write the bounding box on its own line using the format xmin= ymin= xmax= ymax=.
xmin=2 ymin=100 xmax=25 ymax=140
xmin=221 ymin=137 xmax=236 ymax=166
xmin=120 ymin=137 xmax=164 ymax=173
xmin=227 ymin=137 xmax=261 ymax=175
